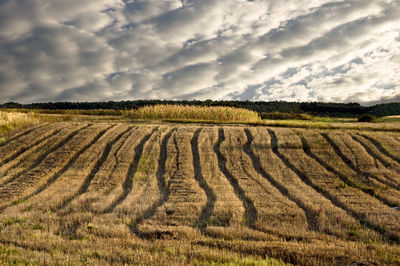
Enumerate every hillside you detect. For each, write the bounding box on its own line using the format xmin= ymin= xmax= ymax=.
xmin=1 ymin=122 xmax=400 ymax=264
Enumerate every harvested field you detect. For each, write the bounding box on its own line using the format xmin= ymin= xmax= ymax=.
xmin=1 ymin=121 xmax=400 ymax=265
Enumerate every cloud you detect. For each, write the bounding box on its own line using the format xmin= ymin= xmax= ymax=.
xmin=0 ymin=0 xmax=399 ymax=104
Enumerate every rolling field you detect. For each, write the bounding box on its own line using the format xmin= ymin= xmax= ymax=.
xmin=1 ymin=122 xmax=400 ymax=265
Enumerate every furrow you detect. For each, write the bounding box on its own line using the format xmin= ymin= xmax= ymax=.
xmin=196 ymin=127 xmax=246 ymax=239
xmin=268 ymin=130 xmax=372 ymax=234
xmin=360 ymin=133 xmax=400 ymax=163
xmin=0 ymin=124 xmax=89 ymax=188
xmin=0 ymin=123 xmax=47 ymax=147
xmin=138 ymin=127 xmax=207 ymax=234
xmin=106 ymin=127 xmax=136 ymax=183
xmin=0 ymin=124 xmax=115 ymax=212
xmin=323 ymin=133 xmax=400 ymax=192
xmin=352 ymin=134 xmax=400 ymax=176
xmin=220 ymin=128 xmax=315 ymax=240
xmin=270 ymin=128 xmax=400 ymax=242
xmin=0 ymin=126 xmax=67 ymax=182
xmin=102 ymin=127 xmax=166 ymax=217
xmin=213 ymin=128 xmax=257 ymax=229
xmin=191 ymin=128 xmax=217 ymax=231
xmin=321 ymin=133 xmax=358 ymax=172
xmin=74 ymin=126 xmax=155 ymax=214
xmin=249 ymin=127 xmax=363 ymax=239
xmin=15 ymin=124 xmax=128 ymax=214
xmin=55 ymin=125 xmax=130 ymax=212
xmin=102 ymin=127 xmax=159 ymax=213
xmin=88 ymin=127 xmax=137 ymax=193
xmin=0 ymin=124 xmax=56 ymax=162
xmin=244 ymin=129 xmax=318 ymax=232
xmin=22 ymin=125 xmax=123 ymax=204
xmin=0 ymin=126 xmax=62 ymax=168
xmin=0 ymin=123 xmax=57 ymax=165
xmin=128 ymin=128 xmax=175 ymax=233
xmin=299 ymin=132 xmax=399 ymax=208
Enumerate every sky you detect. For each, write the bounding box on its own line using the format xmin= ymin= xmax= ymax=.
xmin=0 ymin=0 xmax=399 ymax=105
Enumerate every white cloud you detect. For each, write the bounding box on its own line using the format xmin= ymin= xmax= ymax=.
xmin=0 ymin=0 xmax=399 ymax=104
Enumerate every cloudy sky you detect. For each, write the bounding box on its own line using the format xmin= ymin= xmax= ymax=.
xmin=0 ymin=0 xmax=399 ymax=104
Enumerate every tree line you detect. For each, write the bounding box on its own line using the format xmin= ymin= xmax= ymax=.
xmin=1 ymin=100 xmax=399 ymax=117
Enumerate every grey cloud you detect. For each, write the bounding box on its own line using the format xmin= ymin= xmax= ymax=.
xmin=0 ymin=0 xmax=399 ymax=104
xmin=156 ymin=62 xmax=217 ymax=98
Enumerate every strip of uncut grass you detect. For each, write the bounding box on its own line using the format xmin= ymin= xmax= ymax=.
xmin=1 ymin=108 xmax=123 ymax=116
xmin=124 ymin=104 xmax=261 ymax=123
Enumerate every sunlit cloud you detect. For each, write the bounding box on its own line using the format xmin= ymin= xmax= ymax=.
xmin=0 ymin=0 xmax=399 ymax=104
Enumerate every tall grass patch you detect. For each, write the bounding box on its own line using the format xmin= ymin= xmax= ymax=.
xmin=1 ymin=108 xmax=122 ymax=116
xmin=0 ymin=111 xmax=39 ymax=136
xmin=124 ymin=105 xmax=261 ymax=123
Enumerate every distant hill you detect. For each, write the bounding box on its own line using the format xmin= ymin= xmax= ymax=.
xmin=1 ymin=100 xmax=399 ymax=117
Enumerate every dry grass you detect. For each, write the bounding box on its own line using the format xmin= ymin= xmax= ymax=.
xmin=272 ymin=128 xmax=400 ymax=240
xmin=124 ymin=104 xmax=261 ymax=123
xmin=363 ymin=131 xmax=400 ymax=160
xmin=197 ymin=128 xmax=244 ymax=230
xmin=247 ymin=127 xmax=359 ymax=239
xmin=0 ymin=111 xmax=39 ymax=139
xmin=1 ymin=120 xmax=400 ymax=264
xmin=298 ymin=129 xmax=400 ymax=209
xmin=324 ymin=132 xmax=400 ymax=193
xmin=220 ymin=127 xmax=309 ymax=238
xmin=1 ymin=108 xmax=122 ymax=116
xmin=140 ymin=127 xmax=207 ymax=235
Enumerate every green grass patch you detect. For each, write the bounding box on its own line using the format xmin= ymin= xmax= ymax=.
xmin=31 ymin=221 xmax=44 ymax=231
xmin=261 ymin=112 xmax=313 ymax=121
xmin=3 ymin=217 xmax=26 ymax=227
xmin=136 ymin=155 xmax=154 ymax=178
xmin=12 ymin=199 xmax=26 ymax=206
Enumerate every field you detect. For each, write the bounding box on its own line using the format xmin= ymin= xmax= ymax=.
xmin=1 ymin=114 xmax=400 ymax=264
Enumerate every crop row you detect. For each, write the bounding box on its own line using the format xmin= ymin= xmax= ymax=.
xmin=0 ymin=123 xmax=399 ymax=247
